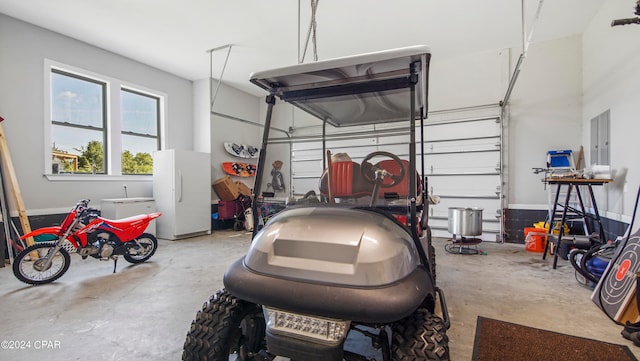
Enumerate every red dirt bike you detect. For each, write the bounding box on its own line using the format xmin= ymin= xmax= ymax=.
xmin=12 ymin=199 xmax=162 ymax=285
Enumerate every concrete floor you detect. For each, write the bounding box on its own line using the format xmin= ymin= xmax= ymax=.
xmin=0 ymin=232 xmax=638 ymax=360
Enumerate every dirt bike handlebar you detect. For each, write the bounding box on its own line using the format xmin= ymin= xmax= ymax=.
xmin=74 ymin=199 xmax=90 ymax=209
xmin=72 ymin=200 xmax=97 ymax=220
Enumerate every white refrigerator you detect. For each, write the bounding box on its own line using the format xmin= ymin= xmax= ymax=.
xmin=153 ymin=149 xmax=211 ymax=240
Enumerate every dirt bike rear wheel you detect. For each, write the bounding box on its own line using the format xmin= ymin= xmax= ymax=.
xmin=182 ymin=289 xmax=266 ymax=361
xmin=391 ymin=308 xmax=449 ymax=361
xmin=12 ymin=242 xmax=71 ymax=285
xmin=123 ymin=233 xmax=158 ymax=264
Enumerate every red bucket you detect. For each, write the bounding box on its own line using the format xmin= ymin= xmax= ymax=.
xmin=524 ymin=227 xmax=547 ymax=253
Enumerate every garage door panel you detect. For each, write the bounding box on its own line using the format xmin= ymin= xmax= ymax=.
xmin=425 ymin=137 xmax=500 ymax=153
xmin=425 ymin=152 xmax=500 ymax=175
xmin=430 ymin=198 xmax=500 ymax=218
xmin=292 ymin=178 xmax=321 ymax=195
xmin=426 ymin=175 xmax=500 ymax=198
xmin=425 ymin=118 xmax=499 ymax=139
xmin=292 ymin=159 xmax=323 ymax=177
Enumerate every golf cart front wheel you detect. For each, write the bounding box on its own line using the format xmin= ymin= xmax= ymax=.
xmin=182 ymin=289 xmax=266 ymax=361
xmin=391 ymin=308 xmax=449 ymax=361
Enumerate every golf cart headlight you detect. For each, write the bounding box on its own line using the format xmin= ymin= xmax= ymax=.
xmin=263 ymin=307 xmax=350 ymax=342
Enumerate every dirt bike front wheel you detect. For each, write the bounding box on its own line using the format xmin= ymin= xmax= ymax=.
xmin=12 ymin=242 xmax=71 ymax=285
xmin=123 ymin=233 xmax=158 ymax=264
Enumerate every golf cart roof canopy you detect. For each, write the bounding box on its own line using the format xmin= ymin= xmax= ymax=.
xmin=250 ymin=45 xmax=431 ymax=127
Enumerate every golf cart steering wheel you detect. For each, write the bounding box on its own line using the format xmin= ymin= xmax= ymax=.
xmin=360 ymin=151 xmax=406 ymax=188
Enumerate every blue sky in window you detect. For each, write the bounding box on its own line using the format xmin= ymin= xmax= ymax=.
xmin=121 ymin=90 xmax=158 ymax=136
xmin=51 ymin=72 xmax=103 ymax=127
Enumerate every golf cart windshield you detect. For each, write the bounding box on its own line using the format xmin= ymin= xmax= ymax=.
xmin=250 ymin=45 xmax=429 ymax=127
xmin=250 ymin=45 xmax=431 ymax=232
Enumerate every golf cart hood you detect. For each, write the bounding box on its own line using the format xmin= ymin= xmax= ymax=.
xmin=224 ymin=206 xmax=433 ymax=323
xmin=250 ymin=45 xmax=430 ymax=127
xmin=243 ymin=207 xmax=419 ymax=286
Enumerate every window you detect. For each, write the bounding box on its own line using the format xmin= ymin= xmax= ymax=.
xmin=121 ymin=89 xmax=160 ymax=175
xmin=46 ymin=60 xmax=164 ymax=177
xmin=51 ymin=70 xmax=107 ymax=174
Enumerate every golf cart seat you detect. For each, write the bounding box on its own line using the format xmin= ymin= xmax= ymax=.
xmin=375 ymin=159 xmax=422 ymax=202
xmin=319 ymin=161 xmax=372 ymax=200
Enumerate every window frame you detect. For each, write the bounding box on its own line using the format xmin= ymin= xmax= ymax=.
xmin=44 ymin=59 xmax=166 ymax=180
xmin=120 ymin=87 xmax=162 ymax=175
xmin=50 ymin=68 xmax=108 ymax=174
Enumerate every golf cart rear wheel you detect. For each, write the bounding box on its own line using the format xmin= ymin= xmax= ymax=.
xmin=182 ymin=289 xmax=266 ymax=361
xmin=391 ymin=308 xmax=449 ymax=361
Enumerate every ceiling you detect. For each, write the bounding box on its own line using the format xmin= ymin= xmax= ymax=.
xmin=0 ymin=0 xmax=608 ymax=96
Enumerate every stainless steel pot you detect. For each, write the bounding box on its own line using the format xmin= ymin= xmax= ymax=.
xmin=448 ymin=207 xmax=483 ymax=236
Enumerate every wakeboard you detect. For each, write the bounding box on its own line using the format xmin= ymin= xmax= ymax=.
xmin=222 ymin=162 xmax=257 ymax=177
xmin=224 ymin=142 xmax=260 ymax=159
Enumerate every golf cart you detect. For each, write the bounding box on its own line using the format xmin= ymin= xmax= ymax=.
xmin=182 ymin=45 xmax=450 ymax=361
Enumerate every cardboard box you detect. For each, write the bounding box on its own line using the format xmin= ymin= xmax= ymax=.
xmin=236 ymin=181 xmax=252 ymax=197
xmin=213 ymin=176 xmax=240 ymax=201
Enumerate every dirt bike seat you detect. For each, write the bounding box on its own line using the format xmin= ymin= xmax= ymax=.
xmin=99 ymin=212 xmax=160 ymax=228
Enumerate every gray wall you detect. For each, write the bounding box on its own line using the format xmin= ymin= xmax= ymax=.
xmin=208 ymin=79 xmax=262 ymax=200
xmin=507 ymin=35 xmax=584 ymax=208
xmin=582 ymin=0 xmax=640 ymax=223
xmin=0 ymin=14 xmax=193 ymax=215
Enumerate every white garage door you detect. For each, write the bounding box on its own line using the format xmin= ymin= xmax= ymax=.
xmin=423 ymin=115 xmax=503 ymax=242
xmin=285 ymin=108 xmax=504 ymax=242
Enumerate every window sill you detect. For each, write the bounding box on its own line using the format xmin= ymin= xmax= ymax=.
xmin=45 ymin=174 xmax=152 ymax=182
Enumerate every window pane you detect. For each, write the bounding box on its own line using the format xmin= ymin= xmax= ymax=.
xmin=51 ymin=71 xmax=104 ymax=127
xmin=121 ymin=89 xmax=158 ymax=136
xmin=121 ymin=134 xmax=156 ymax=174
xmin=52 ymin=125 xmax=105 ymax=174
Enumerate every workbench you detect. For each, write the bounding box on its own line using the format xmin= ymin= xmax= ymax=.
xmin=542 ymin=177 xmax=612 ymax=269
